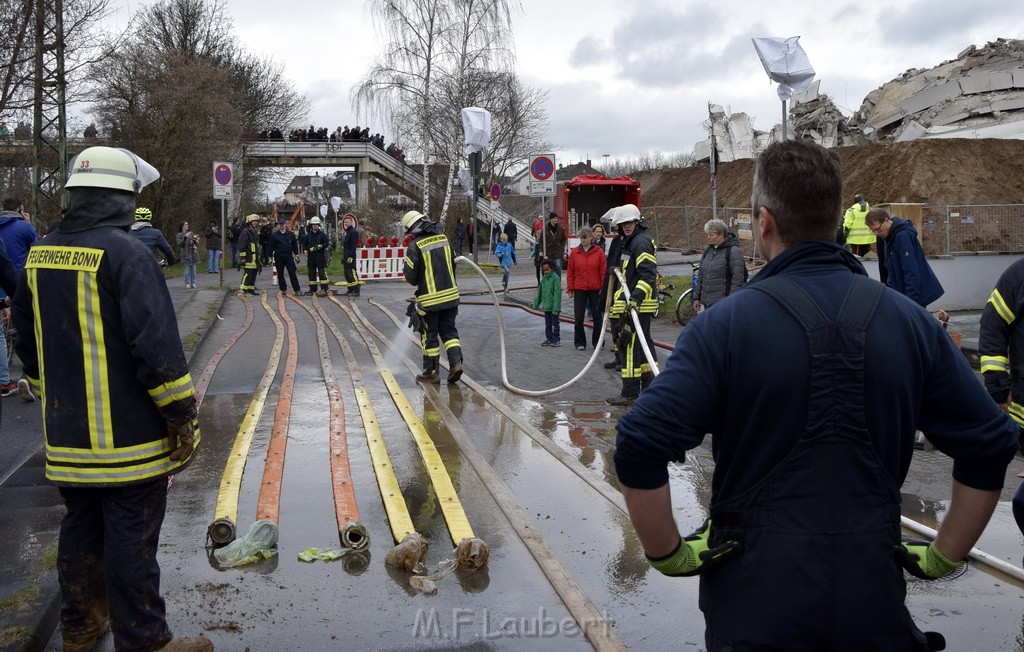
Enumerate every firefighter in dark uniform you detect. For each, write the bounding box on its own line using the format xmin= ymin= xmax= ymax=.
xmin=268 ymin=217 xmax=301 ymax=294
xmin=401 ymin=210 xmax=463 ymax=384
xmin=237 ymin=213 xmax=262 ymax=295
xmin=12 ymin=146 xmax=211 ymax=651
xmin=302 ymin=216 xmax=330 ymax=296
xmin=342 ymin=215 xmax=361 ymax=297
xmin=978 ymin=257 xmax=1024 ymax=537
xmin=607 ymin=204 xmax=658 ymax=405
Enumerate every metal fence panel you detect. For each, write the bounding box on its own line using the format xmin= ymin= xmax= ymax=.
xmin=645 ymin=204 xmax=1024 ymax=258
xmin=927 ymin=205 xmax=1024 ymax=255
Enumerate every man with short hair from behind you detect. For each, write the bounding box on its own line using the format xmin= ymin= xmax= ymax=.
xmin=614 ymin=139 xmax=1018 ymax=650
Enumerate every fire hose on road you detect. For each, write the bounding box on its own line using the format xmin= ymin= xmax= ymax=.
xmin=451 ymin=255 xmax=659 ymax=397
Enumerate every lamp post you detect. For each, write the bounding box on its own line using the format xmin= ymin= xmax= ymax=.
xmin=462 ymin=107 xmax=492 ymax=264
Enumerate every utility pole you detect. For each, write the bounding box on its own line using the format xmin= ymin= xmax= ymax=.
xmin=32 ymin=0 xmax=68 ymax=227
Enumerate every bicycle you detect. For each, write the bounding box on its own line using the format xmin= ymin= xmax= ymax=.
xmin=674 ymin=257 xmax=763 ymax=327
xmin=675 ymin=261 xmax=700 ymax=327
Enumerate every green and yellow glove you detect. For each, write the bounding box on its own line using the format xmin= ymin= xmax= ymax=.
xmin=646 ymin=519 xmax=742 ymax=577
xmin=167 ymin=418 xmax=200 ymax=461
xmin=895 ymin=540 xmax=963 ymax=579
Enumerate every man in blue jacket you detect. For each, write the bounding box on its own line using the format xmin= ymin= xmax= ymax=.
xmin=866 ymin=208 xmax=943 ymax=308
xmin=614 ymin=139 xmax=1018 ymax=651
xmin=129 ymin=206 xmax=176 ymax=266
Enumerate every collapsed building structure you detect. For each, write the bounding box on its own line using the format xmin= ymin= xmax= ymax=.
xmin=693 ymin=38 xmax=1024 ymax=163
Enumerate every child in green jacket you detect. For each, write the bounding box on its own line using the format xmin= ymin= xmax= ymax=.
xmin=533 ymin=259 xmax=561 ymax=346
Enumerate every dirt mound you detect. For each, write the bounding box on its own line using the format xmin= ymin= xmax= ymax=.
xmin=636 ymin=138 xmax=1024 ymax=251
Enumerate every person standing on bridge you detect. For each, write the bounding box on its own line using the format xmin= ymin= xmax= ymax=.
xmin=237 ymin=213 xmax=262 ymax=295
xmin=12 ymin=145 xmax=211 ymax=652
xmin=269 ymin=217 xmax=301 ymax=294
xmin=402 ymin=210 xmax=463 ymax=384
xmin=302 ymin=216 xmax=331 ymax=296
xmin=614 ymin=139 xmax=1018 ymax=650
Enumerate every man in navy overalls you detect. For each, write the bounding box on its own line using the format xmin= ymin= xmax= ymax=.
xmin=614 ymin=139 xmax=1019 ymax=651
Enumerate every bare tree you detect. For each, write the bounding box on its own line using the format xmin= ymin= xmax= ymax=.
xmin=135 ymin=0 xmax=234 ymax=64
xmin=353 ymin=0 xmax=449 ymax=214
xmin=88 ymin=0 xmax=308 ymax=236
xmin=0 ymin=0 xmax=115 ymax=118
xmin=354 ymin=0 xmax=545 ymax=223
xmin=90 ymin=44 xmax=244 ymax=231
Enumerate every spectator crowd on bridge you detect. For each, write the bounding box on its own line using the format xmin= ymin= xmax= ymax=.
xmin=255 ymin=125 xmax=406 ymax=163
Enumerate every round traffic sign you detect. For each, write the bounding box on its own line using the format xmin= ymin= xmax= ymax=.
xmin=214 ymin=164 xmax=232 ymax=186
xmin=490 ymin=183 xmax=501 ymax=201
xmin=531 ymin=156 xmax=553 ymax=181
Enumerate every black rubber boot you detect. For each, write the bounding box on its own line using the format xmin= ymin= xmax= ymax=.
xmin=447 ymin=349 xmax=464 ymax=384
xmin=607 ymin=378 xmax=641 ymax=406
xmin=416 ymin=357 xmax=440 ymax=383
xmin=639 ymin=371 xmax=655 ymax=392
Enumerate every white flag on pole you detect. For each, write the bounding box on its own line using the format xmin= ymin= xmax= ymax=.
xmin=751 ymin=36 xmax=815 ymax=101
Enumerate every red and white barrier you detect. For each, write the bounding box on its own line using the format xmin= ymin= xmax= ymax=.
xmin=356 ymin=246 xmax=406 ymax=280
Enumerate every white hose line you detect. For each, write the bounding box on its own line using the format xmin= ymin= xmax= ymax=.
xmin=899 ymin=515 xmax=1024 ymax=583
xmin=611 ymin=268 xmax=661 ymax=377
xmin=454 ymin=255 xmax=614 ymax=397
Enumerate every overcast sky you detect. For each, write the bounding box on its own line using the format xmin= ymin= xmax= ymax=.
xmin=109 ymin=0 xmax=1023 ymax=168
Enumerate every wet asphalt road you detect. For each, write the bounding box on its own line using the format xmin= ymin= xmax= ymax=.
xmin=11 ymin=259 xmax=1024 ymax=650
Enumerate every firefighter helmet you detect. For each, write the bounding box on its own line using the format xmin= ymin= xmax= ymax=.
xmin=609 ymin=204 xmax=642 ymax=228
xmin=135 ymin=207 xmax=153 ymax=221
xmin=401 ymin=210 xmax=425 ymax=232
xmin=65 ymin=146 xmax=158 ymax=193
xmin=309 ymin=216 xmax=321 ymax=226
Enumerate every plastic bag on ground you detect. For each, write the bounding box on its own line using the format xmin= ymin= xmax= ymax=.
xmin=213 ymin=520 xmax=278 ymax=568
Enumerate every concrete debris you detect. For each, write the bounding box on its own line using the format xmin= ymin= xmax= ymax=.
xmin=851 ymin=38 xmax=1024 ymax=142
xmin=693 ymin=38 xmax=1024 ymax=163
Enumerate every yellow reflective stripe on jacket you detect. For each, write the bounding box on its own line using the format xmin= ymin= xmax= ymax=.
xmin=46 ymin=437 xmax=170 ymax=462
xmin=148 ymin=373 xmax=195 ymax=407
xmin=74 ymin=264 xmax=115 ymax=450
xmin=45 ymin=450 xmax=196 ymax=484
xmin=1009 ymin=401 xmax=1024 ymax=428
xmin=635 ymin=252 xmax=657 ymax=267
xmin=988 ymin=288 xmax=1015 ymax=324
xmin=415 ymin=234 xmax=458 ymax=307
xmin=980 ymin=355 xmax=1009 ymax=374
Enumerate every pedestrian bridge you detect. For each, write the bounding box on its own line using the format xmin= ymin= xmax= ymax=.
xmin=242 ymin=141 xmax=424 ymax=207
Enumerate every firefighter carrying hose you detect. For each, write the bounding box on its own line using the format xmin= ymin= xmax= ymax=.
xmin=237 ymin=213 xmax=262 ymax=295
xmin=607 ymin=204 xmax=658 ymax=406
xmin=303 ymin=216 xmax=331 ymax=296
xmin=401 ymin=210 xmax=463 ymax=384
xmin=12 ymin=146 xmax=212 ymax=651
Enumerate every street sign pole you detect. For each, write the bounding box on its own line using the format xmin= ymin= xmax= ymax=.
xmin=212 ymin=162 xmax=234 ymax=286
xmin=220 ymin=199 xmax=225 ymax=285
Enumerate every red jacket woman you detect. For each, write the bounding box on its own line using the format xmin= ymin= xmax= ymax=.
xmin=566 ymin=227 xmax=607 ymax=350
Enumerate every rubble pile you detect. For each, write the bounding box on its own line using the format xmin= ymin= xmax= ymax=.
xmin=851 ymin=38 xmax=1024 ymax=142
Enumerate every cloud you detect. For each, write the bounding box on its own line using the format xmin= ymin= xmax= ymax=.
xmin=568 ymin=35 xmax=611 ymax=67
xmin=881 ymin=0 xmax=1024 ymax=44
